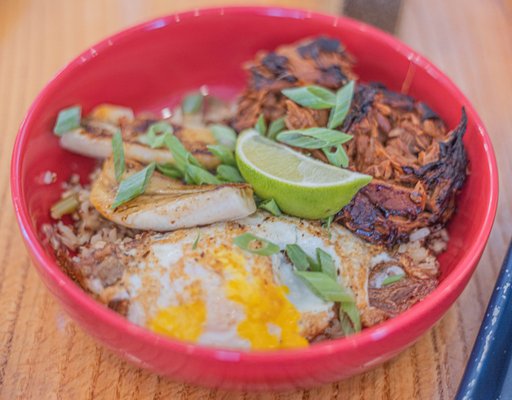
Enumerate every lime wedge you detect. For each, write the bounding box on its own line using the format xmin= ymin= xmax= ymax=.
xmin=236 ymin=130 xmax=372 ymax=219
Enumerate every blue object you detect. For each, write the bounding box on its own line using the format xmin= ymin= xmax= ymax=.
xmin=456 ymin=241 xmax=512 ymax=400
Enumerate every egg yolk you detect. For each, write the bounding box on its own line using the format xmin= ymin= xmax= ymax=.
xmin=148 ymin=282 xmax=206 ymax=342
xmin=148 ymin=246 xmax=308 ymax=350
xmin=215 ymin=247 xmax=308 ymax=350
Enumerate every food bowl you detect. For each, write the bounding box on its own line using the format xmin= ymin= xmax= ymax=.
xmin=10 ymin=7 xmax=498 ymax=390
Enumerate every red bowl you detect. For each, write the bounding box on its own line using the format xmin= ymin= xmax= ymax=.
xmin=11 ymin=7 xmax=498 ymax=390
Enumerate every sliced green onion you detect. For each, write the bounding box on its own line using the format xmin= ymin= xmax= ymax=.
xmin=267 ymin=117 xmax=286 ymax=140
xmin=216 ymin=165 xmax=244 ymax=183
xmin=285 ymin=244 xmax=310 ymax=271
xmin=327 ymin=81 xmax=355 ymax=129
xmin=322 ymin=144 xmax=349 ymax=168
xmin=143 ymin=122 xmax=173 ymax=149
xmin=233 ymin=233 xmax=280 ymax=256
xmin=192 ymin=233 xmax=200 ymax=250
xmin=281 ymin=85 xmax=336 ymax=109
xmin=50 ymin=194 xmax=79 ymax=219
xmin=53 ymin=106 xmax=81 ymax=136
xmin=182 ymin=92 xmax=203 ymax=114
xmin=112 ymin=162 xmax=156 ymax=209
xmin=163 ymin=133 xmax=201 ymax=172
xmin=156 ymin=163 xmax=183 ymax=179
xmin=258 ymin=198 xmax=282 ymax=216
xmin=207 ymin=144 xmax=236 ymax=166
xmin=185 ymin=164 xmax=221 ymax=185
xmin=382 ymin=274 xmax=405 ymax=286
xmin=112 ymin=131 xmax=125 ymax=182
xmin=322 ymin=214 xmax=335 ymax=239
xmin=316 ymin=248 xmax=337 ymax=280
xmin=322 ymin=215 xmax=334 ymax=231
xmin=294 ymin=271 xmax=354 ymax=303
xmin=339 ymin=301 xmax=361 ymax=335
xmin=209 ymin=124 xmax=237 ymax=150
xmin=276 ymin=128 xmax=353 ymax=149
xmin=255 ymin=114 xmax=267 ymax=135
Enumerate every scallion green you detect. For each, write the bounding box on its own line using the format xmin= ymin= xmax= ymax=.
xmin=258 ymin=198 xmax=282 ymax=216
xmin=327 ymin=81 xmax=355 ymax=129
xmin=281 ymin=85 xmax=336 ymax=109
xmin=285 ymin=244 xmax=311 ymax=271
xmin=207 ymin=144 xmax=236 ymax=166
xmin=255 ymin=114 xmax=267 ymax=135
xmin=185 ymin=164 xmax=221 ymax=185
xmin=112 ymin=130 xmax=125 ymax=182
xmin=382 ymin=274 xmax=405 ymax=286
xmin=294 ymin=271 xmax=355 ymax=303
xmin=112 ymin=162 xmax=156 ymax=209
xmin=182 ymin=92 xmax=203 ymax=114
xmin=50 ymin=194 xmax=79 ymax=219
xmin=209 ymin=124 xmax=237 ymax=150
xmin=316 ymin=248 xmax=337 ymax=280
xmin=276 ymin=128 xmax=352 ymax=149
xmin=340 ymin=300 xmax=362 ymax=335
xmin=322 ymin=144 xmax=349 ymax=168
xmin=233 ymin=233 xmax=280 ymax=256
xmin=142 ymin=122 xmax=173 ymax=148
xmin=53 ymin=106 xmax=81 ymax=136
xmin=267 ymin=117 xmax=286 ymax=140
xmin=192 ymin=233 xmax=200 ymax=250
xmin=156 ymin=163 xmax=183 ymax=179
xmin=216 ymin=165 xmax=244 ymax=183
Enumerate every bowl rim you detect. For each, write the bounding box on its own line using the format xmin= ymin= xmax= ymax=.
xmin=11 ymin=6 xmax=499 ymax=363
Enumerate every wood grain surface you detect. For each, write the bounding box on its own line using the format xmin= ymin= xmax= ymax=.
xmin=1 ymin=0 xmax=511 ymax=399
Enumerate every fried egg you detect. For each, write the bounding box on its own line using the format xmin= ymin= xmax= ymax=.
xmin=95 ymin=211 xmax=392 ymax=350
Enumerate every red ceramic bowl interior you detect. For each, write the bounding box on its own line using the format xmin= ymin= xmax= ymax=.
xmin=11 ymin=7 xmax=498 ymax=390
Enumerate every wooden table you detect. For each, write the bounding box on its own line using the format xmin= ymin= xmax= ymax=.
xmin=1 ymin=0 xmax=511 ymax=398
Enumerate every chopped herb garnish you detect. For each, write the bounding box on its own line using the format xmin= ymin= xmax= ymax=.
xmin=143 ymin=122 xmax=173 ymax=148
xmin=216 ymin=165 xmax=244 ymax=183
xmin=207 ymin=144 xmax=236 ymax=166
xmin=255 ymin=114 xmax=267 ymax=135
xmin=316 ymin=248 xmax=337 ymax=280
xmin=209 ymin=124 xmax=237 ymax=150
xmin=112 ymin=162 xmax=156 ymax=209
xmin=156 ymin=163 xmax=183 ymax=179
xmin=283 ymin=240 xmax=360 ymax=336
xmin=233 ymin=233 xmax=280 ymax=256
xmin=322 ymin=215 xmax=335 ymax=239
xmin=282 ymin=85 xmax=336 ymax=109
xmin=192 ymin=233 xmax=200 ymax=250
xmin=322 ymin=144 xmax=349 ymax=168
xmin=112 ymin=131 xmax=125 ymax=182
xmin=258 ymin=198 xmax=282 ymax=216
xmin=340 ymin=300 xmax=362 ymax=334
xmin=382 ymin=274 xmax=405 ymax=286
xmin=185 ymin=164 xmax=221 ymax=185
xmin=53 ymin=106 xmax=81 ymax=136
xmin=50 ymin=194 xmax=79 ymax=219
xmin=267 ymin=117 xmax=286 ymax=140
xmin=294 ymin=271 xmax=354 ymax=303
xmin=276 ymin=128 xmax=352 ymax=149
xmin=163 ymin=133 xmax=201 ymax=172
xmin=322 ymin=215 xmax=334 ymax=231
xmin=182 ymin=92 xmax=203 ymax=114
xmin=285 ymin=244 xmax=311 ymax=271
xmin=327 ymin=81 xmax=355 ymax=129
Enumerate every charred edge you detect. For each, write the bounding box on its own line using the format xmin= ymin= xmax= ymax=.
xmin=342 ymin=84 xmax=378 ymax=131
xmin=318 ymin=65 xmax=349 ymax=87
xmin=262 ymin=53 xmax=288 ymax=75
xmin=403 ymin=108 xmax=468 ymax=186
xmin=416 ymin=102 xmax=440 ymax=121
xmin=297 ymin=37 xmax=342 ymax=58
